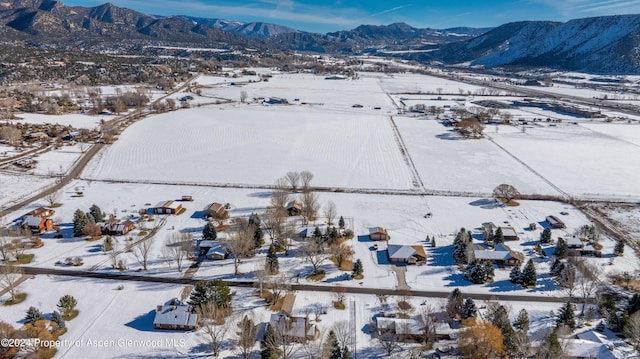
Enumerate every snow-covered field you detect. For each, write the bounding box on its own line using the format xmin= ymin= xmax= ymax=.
xmin=83 ymin=106 xmax=415 ymax=190
xmin=3 ymin=69 xmax=640 ymax=358
xmin=4 ymin=113 xmax=104 ymax=129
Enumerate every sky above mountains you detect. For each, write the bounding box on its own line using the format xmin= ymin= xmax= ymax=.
xmin=64 ymin=0 xmax=640 ymax=32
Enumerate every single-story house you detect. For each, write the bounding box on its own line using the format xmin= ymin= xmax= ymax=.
xmin=22 ymin=215 xmax=53 ymax=234
xmin=99 ymin=220 xmax=135 ymax=235
xmin=565 ymin=237 xmax=599 ymax=257
xmin=153 ymin=298 xmax=198 ymax=331
xmin=286 ymin=200 xmax=302 ymax=216
xmin=387 ymin=244 xmax=427 ymax=265
xmin=203 ymin=202 xmax=227 ymax=218
xmin=369 ymin=227 xmax=389 ymax=241
xmin=23 ymin=207 xmax=55 ymax=219
xmin=473 ymin=243 xmax=524 ymax=266
xmin=567 ymin=236 xmax=584 ymax=249
xmin=546 ymin=215 xmax=566 ymax=229
xmin=151 ymin=200 xmax=183 ymax=215
xmin=198 ymin=240 xmax=227 ymax=260
xmin=269 ymin=313 xmax=317 ymax=341
xmin=434 ymin=322 xmax=460 ymax=340
xmin=501 ymin=226 xmax=519 ymax=241
xmin=563 ymin=339 xmax=617 ymax=359
xmin=298 ymin=225 xmax=327 ymax=239
xmin=376 ymin=317 xmax=423 ymax=340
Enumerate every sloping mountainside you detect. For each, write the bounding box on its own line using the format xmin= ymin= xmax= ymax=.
xmin=2 ymin=1 xmax=640 ymax=73
xmin=176 ymin=15 xmax=299 ymax=39
xmin=410 ymin=15 xmax=640 ymax=74
xmin=0 ymin=0 xmax=255 ymax=48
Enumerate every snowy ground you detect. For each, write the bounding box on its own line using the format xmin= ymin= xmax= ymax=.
xmin=3 ymin=113 xmax=105 ymax=129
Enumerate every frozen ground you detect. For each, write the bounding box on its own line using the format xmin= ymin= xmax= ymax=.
xmin=4 ymin=113 xmax=104 ymax=129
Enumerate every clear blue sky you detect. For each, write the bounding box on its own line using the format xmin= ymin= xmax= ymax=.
xmin=63 ymin=0 xmax=640 ymax=32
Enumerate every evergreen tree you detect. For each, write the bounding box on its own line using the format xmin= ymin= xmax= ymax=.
xmin=538 ymin=329 xmax=562 ymax=359
xmin=540 ymin=228 xmax=552 ymax=243
xmin=89 ymin=204 xmax=105 ymax=222
xmin=342 ymin=345 xmax=351 ymax=359
xmin=493 ymin=227 xmax=505 ymax=243
xmin=57 ymin=295 xmax=77 ymax=316
xmin=313 ymin=226 xmax=322 ymax=239
xmin=550 ymin=258 xmax=564 ymax=277
xmin=628 ymin=294 xmax=640 ymax=316
xmin=484 ymin=262 xmax=495 ymax=281
xmin=25 ymin=306 xmax=43 ymax=324
xmin=73 ymin=209 xmax=88 ymax=237
xmin=51 ymin=310 xmax=65 ymax=329
xmin=254 ymin=225 xmax=265 ymax=248
xmin=509 ymin=266 xmax=522 ymax=284
xmin=188 ymin=281 xmax=210 ymax=308
xmin=188 ymin=280 xmax=232 ymax=309
xmin=555 ymin=238 xmax=568 ymax=259
xmin=261 ymin=324 xmax=280 ymax=359
xmin=212 ymin=279 xmax=231 ymax=308
xmin=487 ymin=304 xmax=517 ymax=356
xmin=265 ymin=244 xmax=279 ymax=275
xmin=452 ymin=228 xmax=471 ymax=264
xmin=248 ymin=213 xmax=261 ymax=227
xmin=513 ymin=309 xmax=530 ymax=332
xmin=556 ymin=301 xmax=576 ymax=330
xmin=465 ymin=261 xmax=488 ymax=284
xmin=521 ymin=259 xmax=537 ymax=287
xmin=614 ymin=241 xmax=625 ymax=256
xmin=431 ymin=236 xmax=436 ymax=247
xmin=462 ymin=298 xmax=477 ymax=319
xmin=85 ymin=212 xmax=96 ymax=224
xmin=338 ymin=216 xmax=345 ymax=229
xmin=446 ymin=288 xmax=464 ymax=320
xmin=202 ymin=221 xmax=217 ymax=241
xmin=352 ymin=259 xmax=363 ymax=277
xmin=328 ymin=227 xmax=340 ymax=243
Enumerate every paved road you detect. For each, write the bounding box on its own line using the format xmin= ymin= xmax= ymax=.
xmin=11 ymin=265 xmax=587 ymax=304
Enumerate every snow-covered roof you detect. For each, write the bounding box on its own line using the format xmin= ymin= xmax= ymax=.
xmin=270 ymin=313 xmax=314 ymax=339
xmin=153 ymin=299 xmax=197 ymax=328
xmin=564 ymin=339 xmax=616 ymax=359
xmin=567 ymin=236 xmax=583 ymax=247
xmin=23 ymin=215 xmax=44 ymax=227
xmin=369 ymin=227 xmax=387 ymax=235
xmin=388 ymin=244 xmax=417 ymax=260
xmin=376 ymin=317 xmax=422 ymax=335
xmin=473 ymin=243 xmax=520 ymax=261
xmin=154 ymin=200 xmax=181 ymax=210
xmin=501 ymin=226 xmax=518 ymax=238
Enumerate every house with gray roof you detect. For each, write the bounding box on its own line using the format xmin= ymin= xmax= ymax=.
xmin=387 ymin=244 xmax=427 ymax=265
xmin=473 ymin=243 xmax=523 ymax=266
xmin=153 ymin=298 xmax=197 ymax=331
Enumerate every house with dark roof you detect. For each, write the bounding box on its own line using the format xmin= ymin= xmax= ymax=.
xmin=387 ymin=244 xmax=427 ymax=265
xmin=153 ymin=298 xmax=197 ymax=331
xmin=546 ymin=215 xmax=566 ymax=229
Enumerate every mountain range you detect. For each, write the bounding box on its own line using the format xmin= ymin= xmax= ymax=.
xmin=2 ymin=0 xmax=640 ymax=74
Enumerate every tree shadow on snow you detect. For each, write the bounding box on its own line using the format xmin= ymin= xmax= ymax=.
xmin=469 ymin=198 xmax=503 ymax=209
xmin=443 ymin=273 xmax=472 ymax=287
xmin=248 ymin=191 xmax=273 ymax=198
xmin=429 ymin=245 xmax=456 ymax=267
xmin=528 ymin=273 xmax=560 ymax=292
xmin=487 ymin=279 xmax=523 ymax=293
xmin=435 ymin=132 xmax=465 ymax=141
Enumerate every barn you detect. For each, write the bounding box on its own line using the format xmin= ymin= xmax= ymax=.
xmin=151 ymin=200 xmax=183 ymax=214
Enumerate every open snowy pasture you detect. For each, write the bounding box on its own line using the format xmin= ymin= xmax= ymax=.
xmin=393 ymin=117 xmax=561 ymax=195
xmin=581 ymin=122 xmax=640 ymax=146
xmin=28 ymin=143 xmax=84 ymax=176
xmin=199 ymin=72 xmax=397 ymax=113
xmin=377 ymin=72 xmax=488 ymax=95
xmin=491 ymin=123 xmax=640 ymax=200
xmin=5 ymin=113 xmax=104 ymax=129
xmin=84 ymin=105 xmax=415 ymax=190
xmin=0 ymin=173 xmax=55 ymax=209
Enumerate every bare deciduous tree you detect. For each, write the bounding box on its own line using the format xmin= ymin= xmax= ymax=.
xmin=263 ymin=207 xmax=286 ymax=244
xmin=329 ymin=242 xmax=354 ymax=269
xmin=223 ymin=225 xmax=255 ymax=275
xmin=266 ymin=274 xmax=290 ymax=304
xmin=45 ymin=192 xmax=59 ymax=207
xmin=285 ymin=171 xmax=300 ymax=192
xmin=301 ymin=239 xmax=328 ymax=275
xmin=626 ymin=311 xmax=640 ymax=350
xmin=493 ymin=184 xmax=520 ymax=205
xmin=323 ymin=201 xmax=337 ymax=226
xmin=164 ymin=233 xmax=192 ymax=272
xmin=196 ymin=301 xmax=231 ymax=357
xmin=240 ymin=90 xmax=248 ymax=103
xmin=132 ymin=237 xmax=154 ymax=270
xmin=0 ymin=265 xmax=24 ymax=302
xmin=300 ymin=170 xmax=314 ymax=193
xmin=571 ymin=257 xmax=602 ymax=316
xmin=235 ymin=315 xmax=256 ymax=359
xmin=301 ymin=191 xmax=320 ymax=223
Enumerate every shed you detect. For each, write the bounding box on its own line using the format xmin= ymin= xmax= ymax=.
xmin=152 ymin=200 xmax=183 ymax=214
xmin=286 ymin=200 xmax=302 ymax=216
xmin=203 ymin=202 xmax=227 ymax=218
xmin=369 ymin=227 xmax=389 ymax=241
xmin=501 ymin=226 xmax=519 ymax=241
xmin=546 ymin=215 xmax=566 ymax=229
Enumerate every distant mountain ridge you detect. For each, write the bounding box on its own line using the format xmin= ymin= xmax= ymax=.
xmin=1 ymin=0 xmax=640 ymax=74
